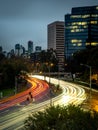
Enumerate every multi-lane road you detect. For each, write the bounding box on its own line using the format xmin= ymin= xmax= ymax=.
xmin=0 ymin=75 xmax=87 ymax=130
xmin=0 ymin=77 xmax=49 ymax=111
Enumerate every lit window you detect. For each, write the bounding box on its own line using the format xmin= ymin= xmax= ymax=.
xmin=72 ymin=26 xmax=78 ymax=29
xmin=78 ymin=22 xmax=82 ymax=25
xmin=82 ymin=15 xmax=90 ymax=18
xmin=77 ymin=43 xmax=82 ymax=46
xmin=71 ymin=39 xmax=77 ymax=43
xmin=73 ymin=44 xmax=76 ymax=46
xmin=71 ymin=15 xmax=81 ymax=18
xmin=96 ymin=6 xmax=98 ymax=10
xmin=71 ymin=39 xmax=82 ymax=43
xmin=90 ymin=21 xmax=97 ymax=24
xmin=81 ymin=22 xmax=87 ymax=25
xmin=92 ymin=14 xmax=98 ymax=17
xmin=72 ymin=22 xmax=76 ymax=25
xmin=83 ymin=25 xmax=87 ymax=28
xmin=71 ymin=28 xmax=84 ymax=32
xmin=75 ymin=29 xmax=84 ymax=32
xmin=71 ymin=22 xmax=87 ymax=26
xmin=91 ymin=42 xmax=98 ymax=46
xmin=86 ymin=42 xmax=98 ymax=46
xmin=71 ymin=29 xmax=75 ymax=32
xmin=86 ymin=42 xmax=90 ymax=46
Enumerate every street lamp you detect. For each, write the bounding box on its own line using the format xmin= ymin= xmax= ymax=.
xmin=80 ymin=64 xmax=92 ymax=104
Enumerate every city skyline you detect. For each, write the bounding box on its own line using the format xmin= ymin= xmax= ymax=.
xmin=0 ymin=0 xmax=97 ymax=52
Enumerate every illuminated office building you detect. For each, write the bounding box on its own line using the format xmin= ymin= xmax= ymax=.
xmin=65 ymin=5 xmax=98 ymax=60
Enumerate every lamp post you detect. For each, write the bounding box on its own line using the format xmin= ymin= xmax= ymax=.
xmin=80 ymin=64 xmax=92 ymax=106
xmin=15 ymin=76 xmax=17 ymax=94
xmin=48 ymin=63 xmax=54 ymax=84
xmin=49 ymin=64 xmax=50 ymax=84
xmin=48 ymin=62 xmax=54 ymax=106
xmin=58 ymin=65 xmax=60 ymax=88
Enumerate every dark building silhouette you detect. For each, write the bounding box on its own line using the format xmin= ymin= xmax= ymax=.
xmin=0 ymin=46 xmax=2 ymax=53
xmin=15 ymin=44 xmax=21 ymax=56
xmin=28 ymin=41 xmax=33 ymax=54
xmin=35 ymin=46 xmax=42 ymax=52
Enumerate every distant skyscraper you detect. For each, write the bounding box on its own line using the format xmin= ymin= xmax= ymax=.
xmin=15 ymin=44 xmax=21 ymax=56
xmin=10 ymin=49 xmax=15 ymax=57
xmin=28 ymin=41 xmax=33 ymax=54
xmin=65 ymin=5 xmax=98 ymax=60
xmin=48 ymin=21 xmax=65 ymax=71
xmin=35 ymin=46 xmax=42 ymax=52
xmin=22 ymin=46 xmax=25 ymax=54
xmin=15 ymin=44 xmax=25 ymax=56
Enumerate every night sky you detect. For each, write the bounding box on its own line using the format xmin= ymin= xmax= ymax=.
xmin=0 ymin=0 xmax=97 ymax=52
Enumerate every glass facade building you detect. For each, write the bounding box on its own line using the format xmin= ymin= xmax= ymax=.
xmin=65 ymin=5 xmax=98 ymax=60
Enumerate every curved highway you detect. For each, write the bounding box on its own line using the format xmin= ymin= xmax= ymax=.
xmin=33 ymin=75 xmax=86 ymax=106
xmin=0 ymin=75 xmax=86 ymax=130
xmin=0 ymin=77 xmax=49 ymax=111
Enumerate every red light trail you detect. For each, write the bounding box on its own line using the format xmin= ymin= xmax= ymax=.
xmin=0 ymin=77 xmax=49 ymax=111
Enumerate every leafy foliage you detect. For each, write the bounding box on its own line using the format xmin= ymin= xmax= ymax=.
xmin=73 ymin=47 xmax=98 ymax=72
xmin=38 ymin=49 xmax=58 ymax=72
xmin=0 ymin=57 xmax=33 ymax=90
xmin=24 ymin=105 xmax=98 ymax=130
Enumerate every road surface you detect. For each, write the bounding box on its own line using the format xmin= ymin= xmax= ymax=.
xmin=0 ymin=77 xmax=49 ymax=111
xmin=0 ymin=75 xmax=87 ymax=130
